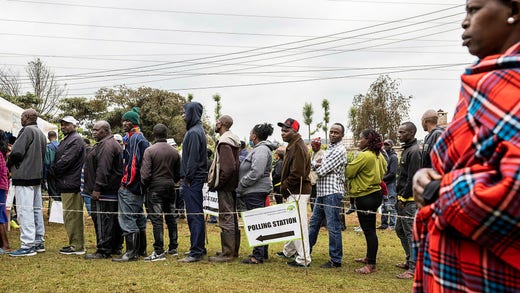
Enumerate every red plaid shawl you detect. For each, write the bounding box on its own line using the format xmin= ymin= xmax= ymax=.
xmin=413 ymin=43 xmax=520 ymax=292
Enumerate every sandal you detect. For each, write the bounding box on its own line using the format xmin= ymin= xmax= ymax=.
xmin=354 ymin=257 xmax=367 ymax=264
xmin=396 ymin=270 xmax=414 ymax=279
xmin=355 ymin=264 xmax=377 ymax=274
xmin=242 ymin=256 xmax=262 ymax=264
xmin=395 ymin=262 xmax=409 ymax=270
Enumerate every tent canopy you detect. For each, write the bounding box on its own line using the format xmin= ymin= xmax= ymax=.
xmin=0 ymin=97 xmax=59 ymax=137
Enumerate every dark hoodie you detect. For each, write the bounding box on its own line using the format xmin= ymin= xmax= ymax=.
xmin=181 ymin=102 xmax=208 ymax=183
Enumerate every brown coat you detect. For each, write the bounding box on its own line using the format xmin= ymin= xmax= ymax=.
xmin=280 ymin=133 xmax=311 ymax=197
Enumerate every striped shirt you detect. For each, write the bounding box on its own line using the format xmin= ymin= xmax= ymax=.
xmin=315 ymin=141 xmax=346 ymax=197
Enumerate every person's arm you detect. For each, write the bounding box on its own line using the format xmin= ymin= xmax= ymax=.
xmin=402 ymin=149 xmax=421 ymax=198
xmin=345 ymin=152 xmax=367 ymax=180
xmin=52 ymin=136 xmax=84 ymax=177
xmin=140 ymin=148 xmax=152 ymax=188
xmin=217 ymin=144 xmax=237 ymax=186
xmin=239 ymin=147 xmax=269 ymax=189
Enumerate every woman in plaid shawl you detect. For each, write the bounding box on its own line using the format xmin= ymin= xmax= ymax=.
xmin=412 ymin=0 xmax=520 ymax=291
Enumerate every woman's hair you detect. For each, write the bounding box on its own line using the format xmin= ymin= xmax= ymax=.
xmin=0 ymin=130 xmax=9 ymax=157
xmin=361 ymin=129 xmax=383 ymax=156
xmin=252 ymin=123 xmax=274 ymax=141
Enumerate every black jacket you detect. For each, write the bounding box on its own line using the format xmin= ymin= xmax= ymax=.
xmin=180 ymin=102 xmax=208 ymax=183
xmin=396 ymin=139 xmax=421 ymax=199
xmin=50 ymin=131 xmax=85 ymax=193
xmin=83 ymin=134 xmax=123 ymax=199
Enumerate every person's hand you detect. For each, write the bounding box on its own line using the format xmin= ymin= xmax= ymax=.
xmin=413 ymin=168 xmax=441 ymax=208
xmin=92 ymin=191 xmax=101 ymax=200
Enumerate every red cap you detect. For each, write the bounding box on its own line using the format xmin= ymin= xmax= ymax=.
xmin=277 ymin=118 xmax=300 ymax=132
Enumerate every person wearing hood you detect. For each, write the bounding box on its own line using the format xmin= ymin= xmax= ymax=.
xmin=178 ymin=102 xmax=208 ymax=263
xmin=237 ymin=123 xmax=277 ymax=264
xmin=207 ymin=115 xmax=241 ymax=262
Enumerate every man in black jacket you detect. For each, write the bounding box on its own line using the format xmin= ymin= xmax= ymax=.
xmin=420 ymin=109 xmax=444 ymax=168
xmin=50 ymin=116 xmax=86 ymax=255
xmin=395 ymin=122 xmax=421 ymax=279
xmin=84 ymin=121 xmax=124 ymax=259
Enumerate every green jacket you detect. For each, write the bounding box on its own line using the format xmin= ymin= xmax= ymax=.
xmin=346 ymin=149 xmax=387 ymax=198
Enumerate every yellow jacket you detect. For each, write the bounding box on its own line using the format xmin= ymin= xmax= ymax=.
xmin=345 ymin=149 xmax=387 ymax=198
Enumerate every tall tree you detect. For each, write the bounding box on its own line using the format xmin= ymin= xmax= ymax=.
xmin=348 ymin=75 xmax=411 ymax=142
xmin=187 ymin=93 xmax=194 ymax=102
xmin=321 ymin=99 xmax=330 ymax=144
xmin=26 ymin=58 xmax=67 ymax=118
xmin=0 ymin=67 xmax=21 ymax=98
xmin=302 ymin=102 xmax=314 ymax=142
xmin=213 ymin=94 xmax=222 ymax=120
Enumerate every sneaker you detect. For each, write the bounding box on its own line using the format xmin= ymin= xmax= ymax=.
xmin=376 ymin=225 xmax=387 ymax=230
xmin=178 ymin=255 xmax=201 ymax=263
xmin=275 ymin=251 xmax=295 ymax=260
xmin=287 ymin=260 xmax=310 ymax=268
xmin=167 ymin=248 xmax=179 ymax=256
xmin=35 ymin=243 xmax=45 ymax=253
xmin=10 ymin=247 xmax=37 ymax=257
xmin=60 ymin=246 xmax=86 ymax=255
xmin=320 ymin=261 xmax=341 ymax=268
xmin=353 ymin=226 xmax=363 ymax=232
xmin=10 ymin=220 xmax=19 ymax=229
xmin=84 ymin=252 xmax=111 ymax=260
xmin=144 ymin=251 xmax=166 ymax=262
xmin=0 ymin=248 xmax=8 ymax=254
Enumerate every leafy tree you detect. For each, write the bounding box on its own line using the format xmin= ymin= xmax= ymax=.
xmin=348 ymin=75 xmax=411 ymax=142
xmin=187 ymin=93 xmax=194 ymax=102
xmin=58 ymin=96 xmax=107 ymax=129
xmin=302 ymin=102 xmax=314 ymax=142
xmin=320 ymin=99 xmax=330 ymax=144
xmin=26 ymin=58 xmax=67 ymax=118
xmin=213 ymin=94 xmax=222 ymax=121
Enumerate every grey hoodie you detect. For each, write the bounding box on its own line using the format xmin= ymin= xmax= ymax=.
xmin=237 ymin=140 xmax=278 ymax=195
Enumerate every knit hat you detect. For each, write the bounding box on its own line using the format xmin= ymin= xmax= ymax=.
xmin=122 ymin=107 xmax=140 ymax=125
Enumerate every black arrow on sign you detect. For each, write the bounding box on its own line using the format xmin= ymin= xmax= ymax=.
xmin=256 ymin=231 xmax=295 ymax=242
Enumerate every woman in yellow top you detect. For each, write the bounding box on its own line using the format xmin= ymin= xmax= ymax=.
xmin=346 ymin=129 xmax=387 ymax=274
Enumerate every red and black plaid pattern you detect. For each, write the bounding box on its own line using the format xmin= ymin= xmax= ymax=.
xmin=413 ymin=43 xmax=520 ymax=292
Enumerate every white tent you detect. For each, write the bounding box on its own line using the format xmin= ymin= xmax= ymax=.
xmin=0 ymin=97 xmax=58 ymax=137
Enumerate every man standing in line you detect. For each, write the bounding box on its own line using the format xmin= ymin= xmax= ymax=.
xmin=394 ymin=122 xmax=421 ymax=279
xmin=420 ymin=109 xmax=444 ymax=169
xmin=178 ymin=102 xmax=208 ymax=263
xmin=8 ymin=109 xmax=46 ymax=257
xmin=207 ymin=115 xmax=241 ymax=262
xmin=83 ymin=121 xmax=124 ymax=259
xmin=44 ymin=130 xmax=60 ymax=201
xmin=140 ymin=124 xmax=181 ymax=262
xmin=113 ymin=107 xmax=150 ymax=262
xmin=50 ymin=116 xmax=86 ymax=255
xmin=308 ymin=123 xmax=346 ymax=268
xmin=275 ymin=118 xmax=312 ymax=268
xmin=378 ymin=139 xmax=398 ymax=230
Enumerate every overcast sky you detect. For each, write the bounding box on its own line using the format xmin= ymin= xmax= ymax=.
xmin=1 ymin=0 xmax=472 ymax=142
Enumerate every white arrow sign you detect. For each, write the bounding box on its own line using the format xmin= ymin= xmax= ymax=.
xmin=241 ymin=202 xmax=302 ymax=247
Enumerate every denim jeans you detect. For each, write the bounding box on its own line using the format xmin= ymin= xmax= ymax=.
xmin=14 ymin=185 xmax=45 ymax=249
xmin=118 ymin=187 xmax=146 ymax=235
xmin=244 ymin=192 xmax=268 ymax=262
xmin=145 ymin=185 xmax=178 ymax=254
xmin=380 ymin=182 xmax=397 ymax=228
xmin=395 ymin=201 xmax=417 ymax=270
xmin=308 ymin=193 xmax=343 ymax=264
xmin=181 ymin=180 xmax=206 ymax=257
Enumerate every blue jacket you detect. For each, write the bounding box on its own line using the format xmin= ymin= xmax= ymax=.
xmin=121 ymin=127 xmax=149 ymax=195
xmin=180 ymin=102 xmax=208 ymax=183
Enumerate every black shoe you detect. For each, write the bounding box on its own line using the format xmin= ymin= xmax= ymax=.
xmin=376 ymin=225 xmax=388 ymax=230
xmin=241 ymin=256 xmax=262 ymax=264
xmin=275 ymin=251 xmax=295 ymax=260
xmin=178 ymin=256 xmax=201 ymax=263
xmin=320 ymin=261 xmax=341 ymax=268
xmin=85 ymin=252 xmax=110 ymax=260
xmin=287 ymin=260 xmax=310 ymax=268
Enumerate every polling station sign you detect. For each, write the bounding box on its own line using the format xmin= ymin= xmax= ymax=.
xmin=242 ymin=202 xmax=301 ymax=247
xmin=202 ymin=183 xmax=219 ymax=217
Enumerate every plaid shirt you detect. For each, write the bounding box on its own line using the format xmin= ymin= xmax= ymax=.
xmin=315 ymin=141 xmax=346 ymax=197
xmin=413 ymin=43 xmax=520 ymax=292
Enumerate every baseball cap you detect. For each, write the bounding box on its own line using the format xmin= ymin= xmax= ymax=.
xmin=277 ymin=118 xmax=300 ymax=132
xmin=383 ymin=139 xmax=393 ymax=146
xmin=114 ymin=134 xmax=123 ymax=142
xmin=60 ymin=116 xmax=78 ymax=126
xmin=167 ymin=138 xmax=176 ymax=146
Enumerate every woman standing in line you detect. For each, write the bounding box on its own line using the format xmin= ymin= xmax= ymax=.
xmin=346 ymin=129 xmax=387 ymax=274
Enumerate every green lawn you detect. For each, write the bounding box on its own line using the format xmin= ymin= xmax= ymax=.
xmin=1 ymin=208 xmax=413 ymax=293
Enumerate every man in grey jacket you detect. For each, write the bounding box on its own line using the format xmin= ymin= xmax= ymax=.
xmin=8 ymin=109 xmax=47 ymax=257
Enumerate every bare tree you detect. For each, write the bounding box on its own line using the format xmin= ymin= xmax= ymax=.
xmin=26 ymin=58 xmax=66 ymax=116
xmin=0 ymin=67 xmax=21 ymax=98
xmin=302 ymin=102 xmax=314 ymax=142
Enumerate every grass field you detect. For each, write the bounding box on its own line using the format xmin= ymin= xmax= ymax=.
xmin=1 ymin=205 xmax=413 ymax=293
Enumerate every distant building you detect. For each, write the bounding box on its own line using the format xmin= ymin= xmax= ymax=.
xmin=437 ymin=109 xmax=449 ymax=128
